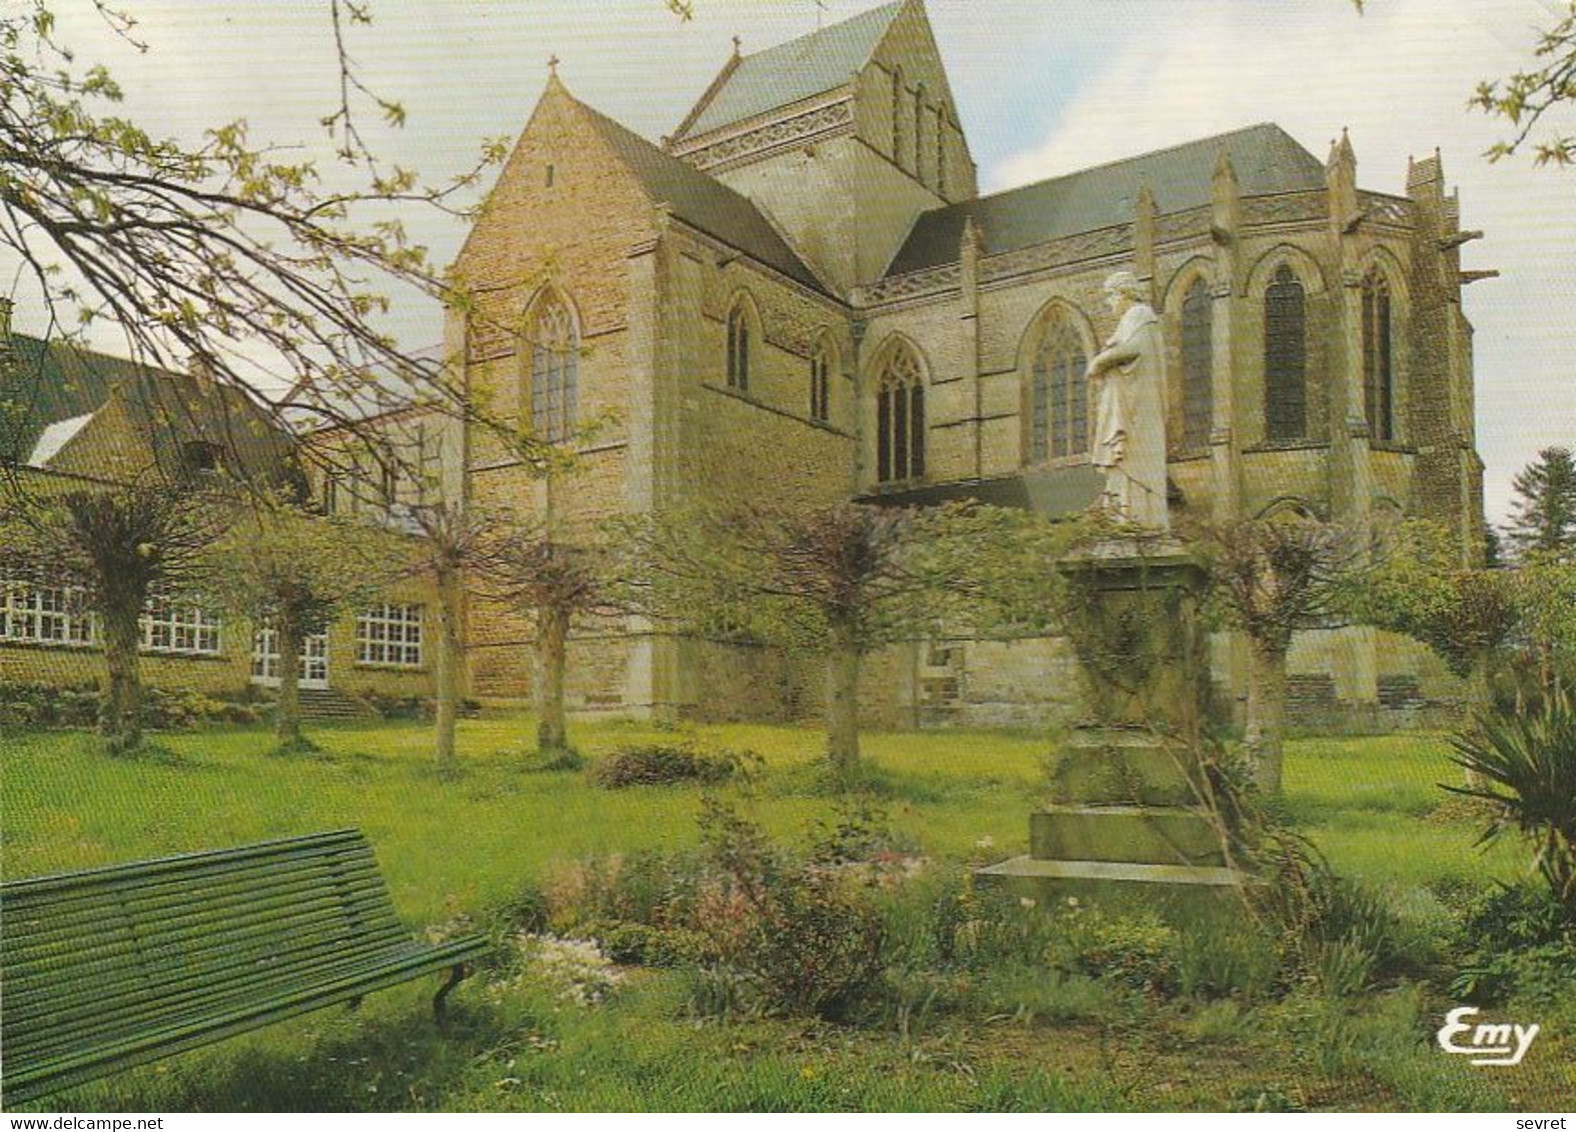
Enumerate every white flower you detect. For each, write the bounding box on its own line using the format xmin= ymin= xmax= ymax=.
xmin=511 ymin=934 xmax=623 ymax=1006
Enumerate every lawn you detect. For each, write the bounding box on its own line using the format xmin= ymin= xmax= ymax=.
xmin=1 ymin=716 xmax=1563 ymax=1112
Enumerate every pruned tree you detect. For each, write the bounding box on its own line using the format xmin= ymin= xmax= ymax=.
xmin=1515 ymin=549 xmax=1576 ymax=702
xmin=481 ymin=526 xmax=622 ymax=756
xmin=1346 ymin=520 xmax=1520 ymax=707
xmin=625 ymin=501 xmax=1051 ymax=775
xmin=201 ymin=495 xmax=400 ymax=749
xmin=1198 ymin=515 xmax=1357 ymax=794
xmin=400 ymin=499 xmax=509 ymax=772
xmin=0 ymin=472 xmax=230 ymax=751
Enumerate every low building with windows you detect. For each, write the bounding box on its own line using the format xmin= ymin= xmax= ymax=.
xmin=0 ymin=314 xmax=438 ymax=714
xmin=454 ymin=0 xmax=1487 ymax=731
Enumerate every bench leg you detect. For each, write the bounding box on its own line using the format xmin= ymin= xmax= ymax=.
xmin=434 ymin=962 xmax=469 ymax=1032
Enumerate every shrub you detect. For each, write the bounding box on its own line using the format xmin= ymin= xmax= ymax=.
xmin=1449 ymin=882 xmax=1576 ymax=1005
xmin=695 ymin=797 xmax=888 ymax=1021
xmin=591 ymin=742 xmax=754 ymax=789
xmin=351 ymin=691 xmax=484 ymax=721
xmin=541 ymin=850 xmax=703 ymax=932
xmin=0 ymin=681 xmax=266 ymax=730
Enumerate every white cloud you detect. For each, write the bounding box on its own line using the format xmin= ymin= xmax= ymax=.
xmin=987 ymin=0 xmax=1576 ymax=525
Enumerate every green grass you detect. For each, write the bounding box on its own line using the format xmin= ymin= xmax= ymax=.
xmin=0 ymin=716 xmax=1547 ymax=1112
xmin=2 ymin=716 xmax=1056 ymax=923
xmin=3 ymin=717 xmax=1521 ymax=916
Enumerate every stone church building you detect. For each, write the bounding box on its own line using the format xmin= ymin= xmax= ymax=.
xmin=452 ymin=0 xmax=1487 ymax=731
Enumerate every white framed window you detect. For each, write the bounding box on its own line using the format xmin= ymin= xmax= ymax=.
xmin=251 ymin=627 xmax=329 ymax=688
xmin=0 ymin=580 xmax=96 ymax=647
xmin=140 ymin=593 xmax=222 ymax=656
xmin=356 ymin=603 xmax=423 ymax=668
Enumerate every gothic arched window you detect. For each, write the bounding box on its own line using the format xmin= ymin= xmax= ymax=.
xmin=810 ymin=338 xmax=833 ymax=422
xmin=877 ymin=344 xmax=925 ymax=483
xmin=726 ymin=300 xmax=752 ymax=392
xmin=1362 ymin=269 xmax=1395 ymax=442
xmin=1263 ymin=265 xmax=1307 ymax=442
xmin=913 ymin=84 xmax=929 ymax=183
xmin=529 ymin=294 xmax=577 ymax=443
xmin=1029 ymin=315 xmax=1089 ymax=462
xmin=1180 ymin=277 xmax=1214 ymax=451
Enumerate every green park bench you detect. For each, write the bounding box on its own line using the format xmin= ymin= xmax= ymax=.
xmin=0 ymin=829 xmax=488 ymax=1106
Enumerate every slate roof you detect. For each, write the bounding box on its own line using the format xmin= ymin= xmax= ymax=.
xmin=578 ymin=98 xmax=827 ymax=293
xmin=885 ymin=123 xmax=1326 ymax=278
xmin=674 ymin=1 xmax=904 ymax=142
xmin=0 ymin=334 xmax=149 ymax=463
xmin=0 ymin=332 xmax=292 ymax=477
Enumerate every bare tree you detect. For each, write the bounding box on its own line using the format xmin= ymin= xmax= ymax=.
xmin=1198 ymin=516 xmax=1357 ymax=794
xmin=482 ymin=526 xmax=622 ymax=756
xmin=400 ymin=500 xmax=511 ymax=772
xmin=626 ymin=501 xmax=1047 ymax=775
xmin=201 ymin=493 xmax=400 ymax=749
xmin=0 ymin=1 xmax=536 ymax=491
xmin=0 ymin=471 xmax=230 ymax=751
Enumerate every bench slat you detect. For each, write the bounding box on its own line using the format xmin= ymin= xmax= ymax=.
xmin=5 ymin=915 xmax=414 ymax=1038
xmin=12 ymin=935 xmax=442 ymax=1063
xmin=4 ymin=937 xmax=487 ymax=1105
xmin=5 ymin=879 xmax=399 ymax=971
xmin=0 ymin=829 xmax=488 ymax=1106
xmin=4 ymin=885 xmax=405 ymax=1014
xmin=3 ymin=843 xmax=385 ymax=935
xmin=2 ymin=830 xmax=366 ymax=898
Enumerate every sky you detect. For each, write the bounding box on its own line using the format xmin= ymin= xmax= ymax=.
xmin=8 ymin=0 xmax=1574 ymax=525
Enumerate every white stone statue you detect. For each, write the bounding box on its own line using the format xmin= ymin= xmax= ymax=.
xmin=1086 ymin=270 xmax=1169 ymax=531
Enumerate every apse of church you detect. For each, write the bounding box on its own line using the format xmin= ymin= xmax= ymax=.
xmin=448 ymin=0 xmax=1486 ymax=731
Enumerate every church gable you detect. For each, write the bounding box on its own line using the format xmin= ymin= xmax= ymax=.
xmin=449 ymin=77 xmax=654 ymax=296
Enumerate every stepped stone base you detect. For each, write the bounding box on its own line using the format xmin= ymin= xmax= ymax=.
xmin=1030 ymin=806 xmax=1225 ymax=867
xmin=976 ymin=854 xmax=1250 ymax=913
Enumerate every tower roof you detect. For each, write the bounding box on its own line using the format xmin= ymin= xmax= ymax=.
xmin=886 ymin=123 xmax=1325 ymax=277
xmin=576 ymin=98 xmax=827 ymax=292
xmin=673 ymin=0 xmax=905 ymax=143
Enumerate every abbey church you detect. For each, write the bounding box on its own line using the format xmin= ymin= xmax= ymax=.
xmin=453 ymin=0 xmax=1488 ymax=730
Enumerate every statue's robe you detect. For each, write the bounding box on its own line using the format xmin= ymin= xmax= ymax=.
xmin=1090 ymin=302 xmax=1169 ymax=531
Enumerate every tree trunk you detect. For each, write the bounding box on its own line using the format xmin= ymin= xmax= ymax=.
xmin=536 ymin=606 xmax=570 ymax=752
xmin=276 ymin=618 xmax=303 ymax=746
xmin=1467 ymin=648 xmax=1494 ymax=710
xmin=434 ymin=561 xmax=464 ymax=774
xmin=1245 ymin=640 xmax=1288 ymax=795
xmin=100 ymin=606 xmax=142 ymax=754
xmin=825 ymin=632 xmax=862 ymax=776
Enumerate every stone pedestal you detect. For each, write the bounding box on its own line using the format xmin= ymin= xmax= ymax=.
xmin=978 ymin=541 xmax=1254 ymax=907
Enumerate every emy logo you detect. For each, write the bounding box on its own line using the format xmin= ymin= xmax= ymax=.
xmin=1436 ymin=1006 xmax=1540 ymax=1066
